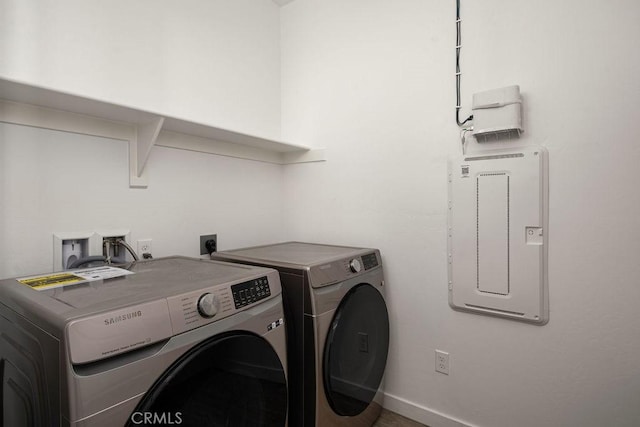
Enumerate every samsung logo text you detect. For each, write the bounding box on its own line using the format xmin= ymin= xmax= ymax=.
xmin=104 ymin=310 xmax=143 ymax=326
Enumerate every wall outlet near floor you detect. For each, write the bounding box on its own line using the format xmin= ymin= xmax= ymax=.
xmin=435 ymin=350 xmax=450 ymax=375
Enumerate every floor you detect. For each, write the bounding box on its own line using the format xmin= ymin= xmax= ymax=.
xmin=373 ymin=409 xmax=427 ymax=427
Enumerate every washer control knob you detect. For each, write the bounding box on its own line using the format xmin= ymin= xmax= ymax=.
xmin=349 ymin=258 xmax=362 ymax=273
xmin=197 ymin=293 xmax=219 ymax=318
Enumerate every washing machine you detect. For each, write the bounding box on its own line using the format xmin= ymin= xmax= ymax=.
xmin=0 ymin=256 xmax=288 ymax=426
xmin=212 ymin=242 xmax=389 ymax=427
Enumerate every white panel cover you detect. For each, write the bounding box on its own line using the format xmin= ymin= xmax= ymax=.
xmin=448 ymin=147 xmax=549 ymax=324
xmin=477 ymin=173 xmax=510 ymax=295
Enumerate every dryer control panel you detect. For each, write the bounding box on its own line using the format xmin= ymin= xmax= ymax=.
xmin=308 ymin=250 xmax=382 ymax=288
xmin=361 ymin=253 xmax=379 ymax=270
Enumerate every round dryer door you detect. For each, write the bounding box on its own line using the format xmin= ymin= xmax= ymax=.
xmin=126 ymin=332 xmax=287 ymax=427
xmin=323 ymin=283 xmax=390 ymax=416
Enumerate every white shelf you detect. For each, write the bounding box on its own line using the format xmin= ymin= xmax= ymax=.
xmin=0 ymin=78 xmax=324 ymax=187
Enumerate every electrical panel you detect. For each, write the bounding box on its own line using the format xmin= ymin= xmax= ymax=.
xmin=448 ymin=147 xmax=548 ymax=324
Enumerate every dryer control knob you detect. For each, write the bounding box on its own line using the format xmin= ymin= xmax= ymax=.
xmin=349 ymin=258 xmax=362 ymax=273
xmin=197 ymin=293 xmax=219 ymax=318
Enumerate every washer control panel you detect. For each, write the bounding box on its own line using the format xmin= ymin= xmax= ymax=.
xmin=232 ymin=276 xmax=270 ymax=309
xmin=166 ymin=273 xmax=276 ymax=335
xmin=197 ymin=293 xmax=219 ymax=318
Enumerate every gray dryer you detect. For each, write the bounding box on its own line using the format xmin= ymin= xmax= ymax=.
xmin=213 ymin=242 xmax=389 ymax=427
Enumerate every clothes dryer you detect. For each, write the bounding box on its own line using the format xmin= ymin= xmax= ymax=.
xmin=212 ymin=242 xmax=389 ymax=427
xmin=0 ymin=257 xmax=288 ymax=426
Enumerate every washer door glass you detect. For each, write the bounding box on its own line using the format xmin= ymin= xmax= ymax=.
xmin=126 ymin=332 xmax=287 ymax=427
xmin=323 ymin=283 xmax=390 ymax=416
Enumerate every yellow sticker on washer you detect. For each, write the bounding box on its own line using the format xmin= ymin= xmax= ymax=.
xmin=17 ymin=273 xmax=85 ymax=290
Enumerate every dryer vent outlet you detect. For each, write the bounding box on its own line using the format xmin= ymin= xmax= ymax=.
xmin=200 ymin=234 xmax=217 ymax=255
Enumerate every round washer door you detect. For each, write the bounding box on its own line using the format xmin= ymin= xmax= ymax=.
xmin=127 ymin=332 xmax=287 ymax=427
xmin=323 ymin=283 xmax=390 ymax=416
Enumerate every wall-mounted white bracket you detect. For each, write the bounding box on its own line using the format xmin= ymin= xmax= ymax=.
xmin=130 ymin=117 xmax=164 ymax=188
xmin=282 ymin=148 xmax=326 ymax=164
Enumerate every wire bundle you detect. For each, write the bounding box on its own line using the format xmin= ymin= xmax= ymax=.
xmin=456 ymin=0 xmax=473 ymax=127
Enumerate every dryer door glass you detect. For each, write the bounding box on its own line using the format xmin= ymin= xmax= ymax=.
xmin=126 ymin=332 xmax=287 ymax=427
xmin=323 ymin=283 xmax=390 ymax=416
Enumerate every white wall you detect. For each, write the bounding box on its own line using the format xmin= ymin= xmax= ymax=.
xmin=280 ymin=1 xmax=640 ymax=426
xmin=2 ymin=1 xmax=640 ymax=426
xmin=0 ymin=123 xmax=284 ymax=278
xmin=0 ymin=0 xmax=282 ymax=139
xmin=0 ymin=0 xmax=285 ymax=279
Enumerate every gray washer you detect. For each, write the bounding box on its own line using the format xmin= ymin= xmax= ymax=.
xmin=0 ymin=256 xmax=288 ymax=426
xmin=212 ymin=242 xmax=389 ymax=427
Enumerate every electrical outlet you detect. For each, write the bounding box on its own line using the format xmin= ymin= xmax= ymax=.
xmin=435 ymin=350 xmax=450 ymax=375
xmin=200 ymin=234 xmax=217 ymax=255
xmin=137 ymin=239 xmax=153 ymax=257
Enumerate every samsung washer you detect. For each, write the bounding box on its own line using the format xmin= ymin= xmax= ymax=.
xmin=0 ymin=256 xmax=288 ymax=426
xmin=212 ymin=242 xmax=389 ymax=427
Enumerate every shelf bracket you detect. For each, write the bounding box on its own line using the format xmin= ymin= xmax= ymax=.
xmin=281 ymin=148 xmax=326 ymax=164
xmin=130 ymin=116 xmax=164 ymax=188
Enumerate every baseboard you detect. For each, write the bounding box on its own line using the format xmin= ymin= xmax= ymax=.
xmin=383 ymin=392 xmax=475 ymax=427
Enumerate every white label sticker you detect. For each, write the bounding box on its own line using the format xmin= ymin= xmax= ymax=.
xmin=18 ymin=266 xmax=134 ymax=291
